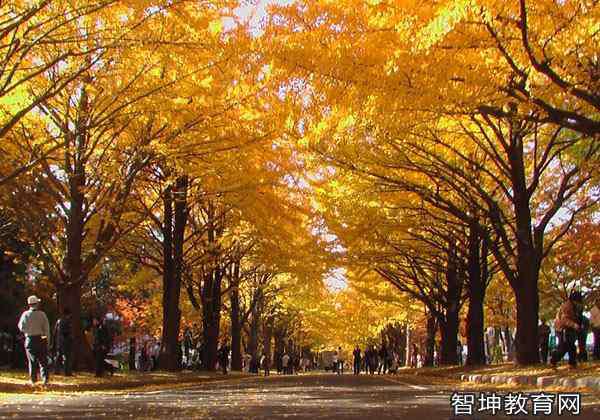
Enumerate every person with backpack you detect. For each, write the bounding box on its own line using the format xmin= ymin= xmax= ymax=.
xmin=53 ymin=309 xmax=73 ymax=376
xmin=551 ymin=291 xmax=583 ymax=368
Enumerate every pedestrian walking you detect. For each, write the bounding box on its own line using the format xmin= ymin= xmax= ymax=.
xmin=591 ymin=298 xmax=600 ymax=361
xmin=370 ymin=345 xmax=378 ymax=374
xmin=576 ymin=315 xmax=589 ymax=362
xmin=362 ymin=347 xmax=369 ymax=373
xmin=538 ymin=319 xmax=551 ymax=364
xmin=262 ymin=353 xmax=271 ymax=376
xmin=378 ymin=343 xmax=388 ymax=374
xmin=93 ymin=316 xmax=111 ymax=377
xmin=551 ymin=291 xmax=583 ymax=368
xmin=17 ymin=295 xmax=50 ymax=386
xmin=52 ymin=309 xmax=73 ymax=376
xmin=352 ymin=346 xmax=361 ymax=375
xmin=282 ymin=352 xmax=290 ymax=374
xmin=218 ymin=342 xmax=229 ymax=375
xmin=139 ymin=342 xmax=149 ymax=371
xmin=456 ymin=340 xmax=463 ymax=365
xmin=410 ymin=344 xmax=418 ymax=368
xmin=337 ymin=346 xmax=344 ymax=374
xmin=332 ymin=350 xmax=339 ymax=374
xmin=183 ymin=327 xmax=193 ymax=368
xmin=388 ymin=354 xmax=399 ymax=374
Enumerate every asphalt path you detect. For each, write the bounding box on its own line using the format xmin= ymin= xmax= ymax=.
xmin=1 ymin=373 xmax=599 ymax=419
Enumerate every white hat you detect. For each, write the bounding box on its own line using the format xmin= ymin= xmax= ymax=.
xmin=27 ymin=295 xmax=41 ymax=305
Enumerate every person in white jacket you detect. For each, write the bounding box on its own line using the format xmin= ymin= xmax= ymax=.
xmin=590 ymin=298 xmax=600 ymax=361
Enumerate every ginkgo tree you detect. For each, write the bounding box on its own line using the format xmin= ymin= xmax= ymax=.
xmin=265 ymin=0 xmax=599 ymax=365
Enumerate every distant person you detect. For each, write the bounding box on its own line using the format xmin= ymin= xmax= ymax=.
xmin=332 ymin=351 xmax=339 ymax=374
xmin=218 ymin=342 xmax=229 ymax=375
xmin=140 ymin=342 xmax=149 ymax=371
xmin=275 ymin=351 xmax=283 ymax=374
xmin=249 ymin=354 xmax=259 ymax=374
xmin=337 ymin=346 xmax=344 ymax=374
xmin=52 ymin=309 xmax=73 ymax=376
xmin=591 ymin=298 xmax=600 ymax=361
xmin=282 ymin=352 xmax=290 ymax=374
xmin=576 ymin=315 xmax=589 ymax=362
xmin=538 ymin=319 xmax=551 ymax=364
xmin=353 ymin=346 xmax=361 ymax=375
xmin=371 ymin=345 xmax=379 ymax=374
xmin=18 ymin=295 xmax=50 ymax=386
xmin=378 ymin=343 xmax=388 ymax=374
xmin=410 ymin=344 xmax=418 ymax=368
xmin=363 ymin=347 xmax=371 ymax=374
xmin=551 ymin=291 xmax=582 ymax=368
xmin=183 ymin=327 xmax=193 ymax=368
xmin=93 ymin=316 xmax=111 ymax=377
xmin=301 ymin=356 xmax=309 ymax=372
xmin=262 ymin=353 xmax=270 ymax=376
xmin=388 ymin=354 xmax=399 ymax=374
xmin=151 ymin=340 xmax=160 ymax=370
xmin=243 ymin=352 xmax=252 ymax=372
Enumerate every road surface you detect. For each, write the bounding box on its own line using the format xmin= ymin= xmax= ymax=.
xmin=1 ymin=373 xmax=599 ymax=419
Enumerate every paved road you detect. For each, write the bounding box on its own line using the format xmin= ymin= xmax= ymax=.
xmin=1 ymin=373 xmax=599 ymax=419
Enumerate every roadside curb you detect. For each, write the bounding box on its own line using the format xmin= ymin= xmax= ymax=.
xmin=459 ymin=373 xmax=600 ymax=391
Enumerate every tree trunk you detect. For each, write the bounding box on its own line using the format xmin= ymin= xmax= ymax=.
xmin=405 ymin=323 xmax=411 ymax=367
xmin=159 ymin=184 xmax=175 ymax=370
xmin=202 ymin=304 xmax=220 ymax=370
xmin=170 ymin=175 xmax=187 ymax=367
xmin=466 ymin=224 xmax=487 ymax=365
xmin=61 ymin=147 xmax=92 ymax=370
xmin=230 ymin=267 xmax=242 ymax=371
xmin=424 ymin=315 xmax=436 ymax=367
xmin=129 ymin=337 xmax=136 ymax=371
xmin=248 ymin=289 xmax=262 ymax=366
xmin=262 ymin=317 xmax=273 ymax=365
xmin=274 ymin=328 xmax=285 ymax=372
xmin=514 ymin=277 xmax=540 ymax=364
xmin=159 ymin=176 xmax=188 ymax=371
xmin=202 ymin=267 xmax=223 ymax=370
xmin=511 ymin=199 xmax=541 ymax=365
xmin=509 ymin=129 xmax=541 ymax=365
xmin=439 ymin=318 xmax=460 ymax=365
xmin=58 ymin=283 xmax=93 ymax=370
xmin=439 ymin=244 xmax=461 ymax=365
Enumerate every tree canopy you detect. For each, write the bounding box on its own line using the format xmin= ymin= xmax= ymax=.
xmin=1 ymin=0 xmax=598 ymax=369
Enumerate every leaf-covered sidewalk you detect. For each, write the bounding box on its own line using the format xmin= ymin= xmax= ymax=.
xmin=405 ymin=361 xmax=600 ymax=380
xmin=0 ymin=369 xmax=250 ymax=395
xmin=401 ymin=362 xmax=600 ymax=393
